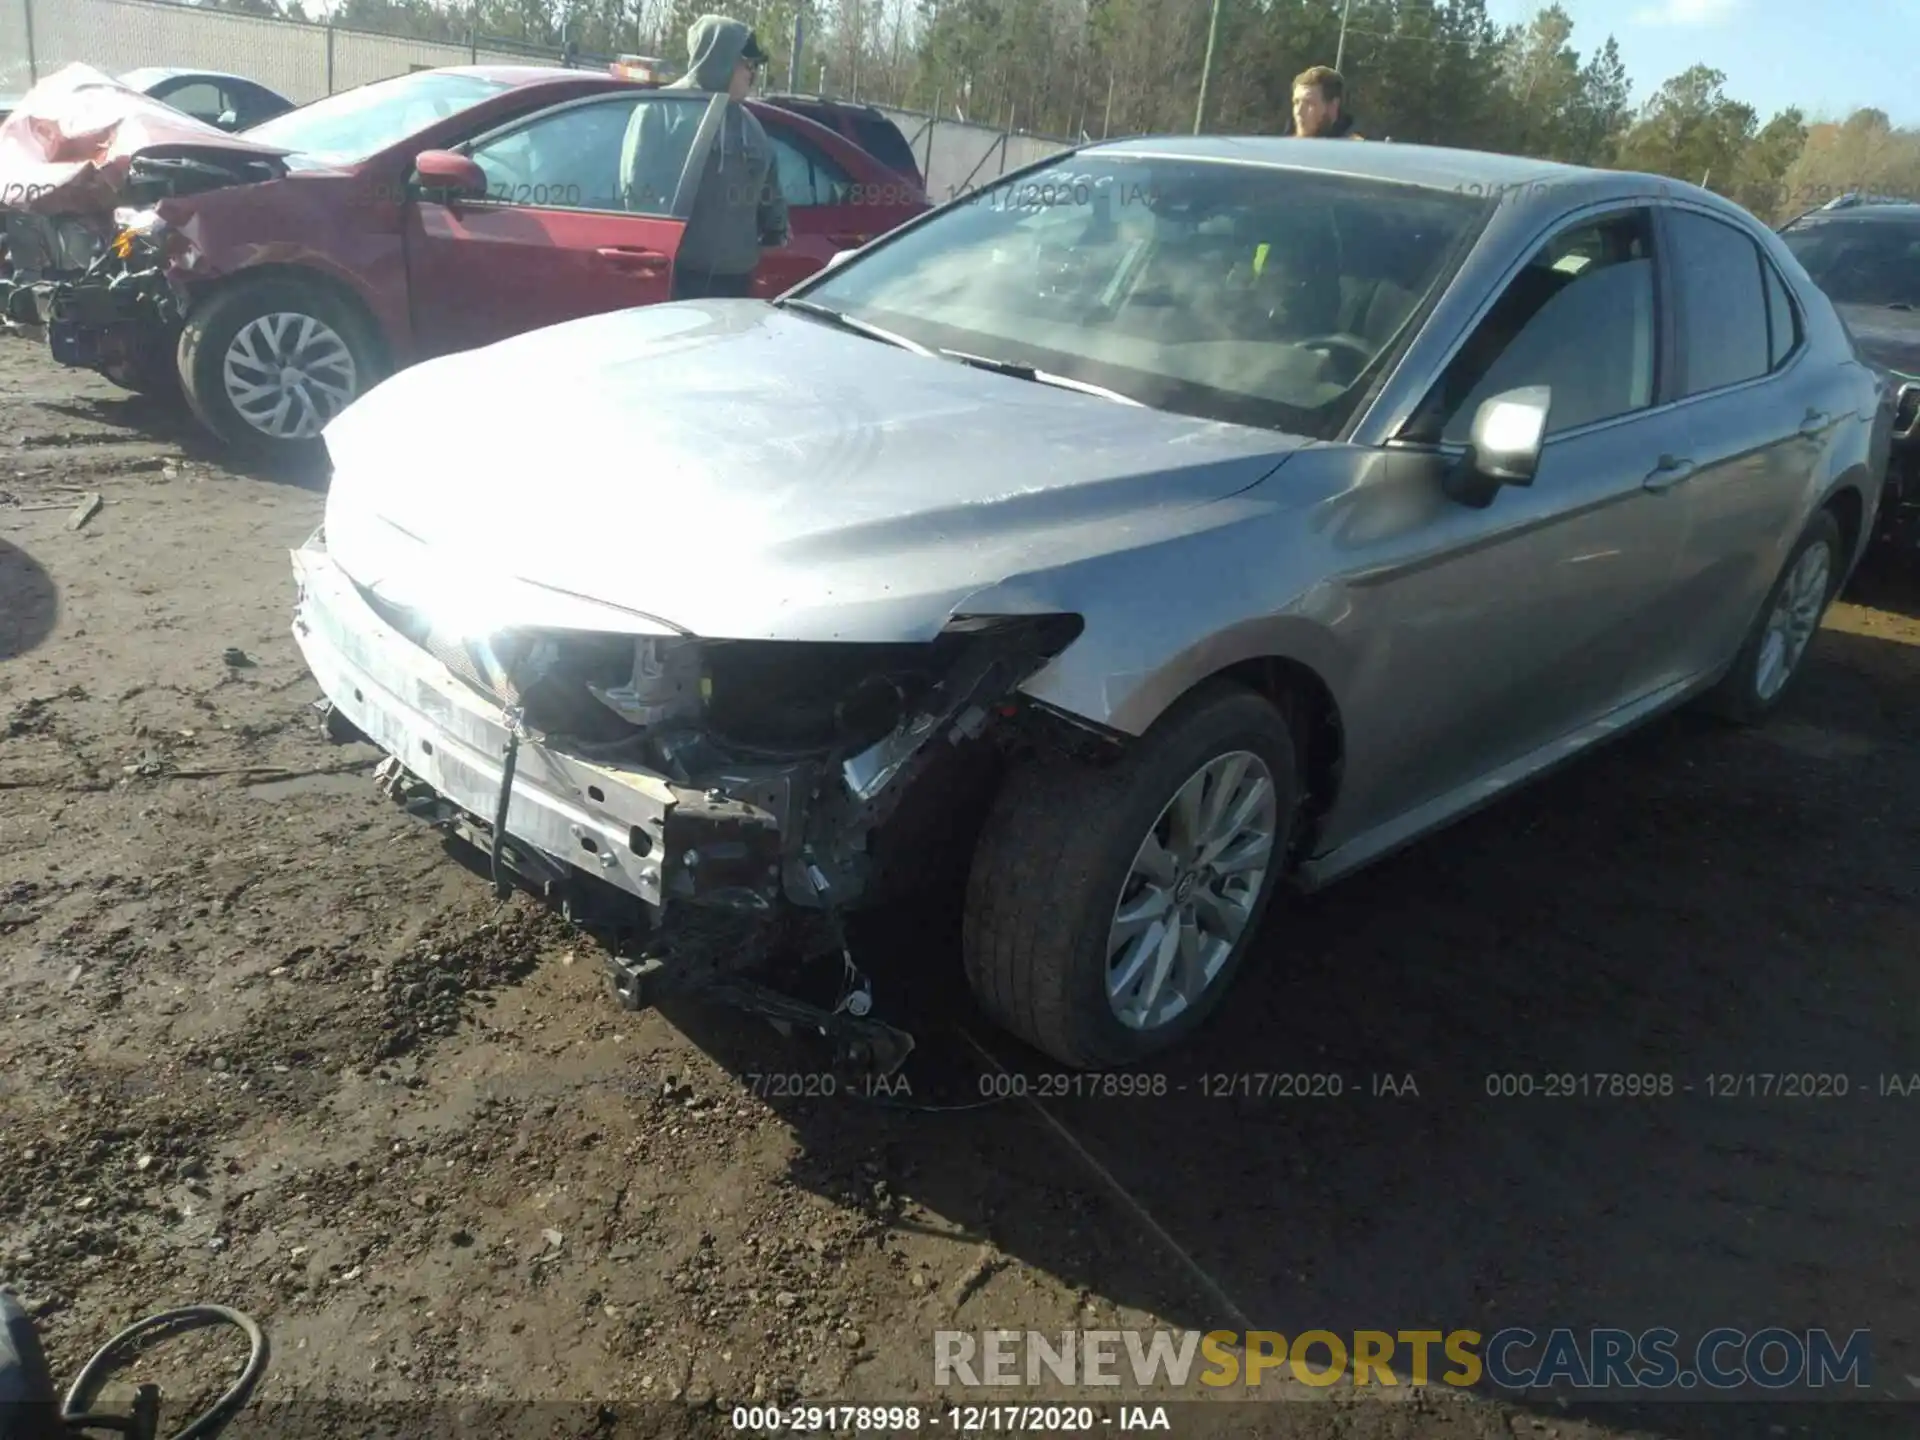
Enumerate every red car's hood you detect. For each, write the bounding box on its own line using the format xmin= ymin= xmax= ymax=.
xmin=0 ymin=62 xmax=291 ymax=216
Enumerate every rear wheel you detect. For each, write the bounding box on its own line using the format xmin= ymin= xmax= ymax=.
xmin=961 ymin=683 xmax=1299 ymax=1069
xmin=1702 ymin=508 xmax=1842 ymax=725
xmin=177 ymin=276 xmax=379 ymax=461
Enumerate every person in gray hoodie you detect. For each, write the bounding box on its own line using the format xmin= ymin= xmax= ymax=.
xmin=623 ymin=14 xmax=789 ymax=300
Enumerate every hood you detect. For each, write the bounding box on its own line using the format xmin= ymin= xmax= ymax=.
xmin=670 ymin=15 xmax=757 ymax=92
xmin=1836 ymin=301 xmax=1920 ymax=379
xmin=320 ymin=301 xmax=1308 ymax=644
xmin=0 ymin=62 xmax=289 ymax=216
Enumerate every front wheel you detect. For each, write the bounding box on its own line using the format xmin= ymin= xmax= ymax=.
xmin=1702 ymin=508 xmax=1842 ymax=725
xmin=177 ymin=277 xmax=379 ymax=462
xmin=961 ymin=682 xmax=1300 ymax=1069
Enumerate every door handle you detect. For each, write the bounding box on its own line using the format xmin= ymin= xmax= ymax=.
xmin=827 ymin=232 xmax=870 ymax=250
xmin=1799 ymin=408 xmax=1830 ymax=437
xmin=1642 ymin=456 xmax=1696 ymax=493
xmin=596 ymin=246 xmax=669 ymax=273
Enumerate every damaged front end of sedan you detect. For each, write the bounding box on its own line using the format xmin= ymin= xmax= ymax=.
xmin=0 ymin=63 xmax=287 ymax=379
xmin=290 ymin=527 xmax=1089 ymax=1075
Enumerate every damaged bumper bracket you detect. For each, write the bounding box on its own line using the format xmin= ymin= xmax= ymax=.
xmin=292 ymin=540 xmax=680 ymax=907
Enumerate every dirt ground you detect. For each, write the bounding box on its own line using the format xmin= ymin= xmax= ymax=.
xmin=3 ymin=330 xmax=1919 ymax=1440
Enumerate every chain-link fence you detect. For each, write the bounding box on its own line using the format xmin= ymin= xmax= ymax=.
xmin=1 ymin=0 xmax=1076 ymax=193
xmin=870 ymin=103 xmax=1074 ymax=201
xmin=1 ymin=0 xmax=34 ymax=98
xmin=3 ymin=0 xmax=614 ymax=108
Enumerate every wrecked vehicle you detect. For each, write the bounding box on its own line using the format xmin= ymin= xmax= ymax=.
xmin=292 ymin=139 xmax=1888 ymax=1071
xmin=1 ymin=62 xmax=926 ymax=460
xmin=1779 ymin=197 xmax=1920 ymax=551
xmin=0 ymin=61 xmax=292 ymax=388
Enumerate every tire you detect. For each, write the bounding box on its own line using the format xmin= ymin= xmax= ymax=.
xmin=177 ymin=276 xmax=380 ymax=462
xmin=1701 ymin=508 xmax=1843 ymax=725
xmin=961 ymin=681 xmax=1300 ymax=1069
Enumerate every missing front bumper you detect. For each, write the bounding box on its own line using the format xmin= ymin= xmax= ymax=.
xmin=291 ymin=540 xmax=806 ymax=917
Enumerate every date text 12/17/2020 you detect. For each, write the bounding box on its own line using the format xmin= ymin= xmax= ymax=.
xmin=740 ymin=1071 xmax=1422 ymax=1102
xmin=728 ymin=1403 xmax=1172 ymax=1433
xmin=1482 ymin=1073 xmax=1920 ymax=1098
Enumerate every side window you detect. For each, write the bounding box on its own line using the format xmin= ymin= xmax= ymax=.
xmin=852 ymin=116 xmax=919 ymax=178
xmin=468 ymin=97 xmax=703 ymax=215
xmin=1666 ymin=208 xmax=1770 ymax=396
xmin=1763 ymin=257 xmax=1800 ymax=370
xmin=1791 ymin=224 xmax=1920 ymax=307
xmin=1420 ymin=209 xmax=1657 ymax=445
xmin=236 ymin=83 xmax=286 ymax=126
xmin=162 ymin=81 xmax=227 ymax=126
xmin=770 ymin=133 xmax=851 ymax=209
xmin=616 ymin=96 xmax=711 ymax=216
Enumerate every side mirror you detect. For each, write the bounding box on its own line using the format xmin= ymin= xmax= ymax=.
xmin=215 ymin=109 xmax=240 ymax=131
xmin=411 ymin=149 xmax=488 ymax=201
xmin=1444 ymin=385 xmax=1550 ymax=507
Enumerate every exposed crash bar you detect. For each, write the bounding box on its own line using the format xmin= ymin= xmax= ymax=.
xmin=291 ymin=537 xmax=678 ymax=905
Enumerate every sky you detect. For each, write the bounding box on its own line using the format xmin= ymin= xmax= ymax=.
xmin=1481 ymin=0 xmax=1920 ymax=127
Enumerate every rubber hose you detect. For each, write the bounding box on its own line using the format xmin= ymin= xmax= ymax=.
xmin=62 ymin=1306 xmax=268 ymax=1440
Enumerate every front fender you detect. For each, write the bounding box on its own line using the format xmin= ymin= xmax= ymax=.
xmin=954 ymin=490 xmax=1355 ymax=739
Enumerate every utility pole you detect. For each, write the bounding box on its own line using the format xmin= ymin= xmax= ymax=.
xmin=1194 ymin=0 xmax=1222 ymax=134
xmin=1334 ymin=0 xmax=1352 ymax=72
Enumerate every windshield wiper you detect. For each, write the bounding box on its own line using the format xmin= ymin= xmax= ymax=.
xmin=775 ymin=298 xmax=933 ymax=355
xmin=937 ymin=349 xmax=1143 ymax=406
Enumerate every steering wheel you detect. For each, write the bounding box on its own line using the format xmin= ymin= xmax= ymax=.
xmin=1295 ymin=332 xmax=1375 ymax=383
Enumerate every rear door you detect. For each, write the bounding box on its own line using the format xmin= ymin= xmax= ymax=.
xmin=757 ymin=115 xmax=924 ymax=297
xmin=403 ymin=91 xmax=723 ymax=358
xmin=1656 ymin=204 xmax=1844 ymax=675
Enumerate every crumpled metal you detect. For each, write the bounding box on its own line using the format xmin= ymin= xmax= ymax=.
xmin=0 ymin=62 xmax=289 ymax=217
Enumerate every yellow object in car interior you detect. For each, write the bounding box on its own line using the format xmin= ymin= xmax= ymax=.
xmin=1254 ymin=242 xmax=1270 ymax=277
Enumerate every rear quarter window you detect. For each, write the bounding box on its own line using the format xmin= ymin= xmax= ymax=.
xmin=853 ymin=116 xmax=919 ymax=176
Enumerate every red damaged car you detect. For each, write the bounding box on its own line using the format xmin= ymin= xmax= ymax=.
xmin=0 ymin=63 xmax=928 ymax=459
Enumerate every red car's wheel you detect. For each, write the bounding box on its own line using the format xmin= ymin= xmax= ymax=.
xmin=178 ymin=276 xmax=381 ymax=462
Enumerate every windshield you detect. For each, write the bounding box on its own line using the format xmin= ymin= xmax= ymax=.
xmin=790 ymin=153 xmax=1488 ymax=435
xmin=242 ymin=71 xmax=509 ymax=166
xmin=1781 ymin=218 xmax=1920 ymax=309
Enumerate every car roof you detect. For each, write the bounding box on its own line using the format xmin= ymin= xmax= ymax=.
xmin=425 ymin=64 xmax=623 ymax=86
xmin=1087 ymin=134 xmax=1598 ymax=189
xmin=764 ymin=93 xmax=883 ymax=113
xmin=119 ymin=67 xmax=264 ymax=87
xmin=1790 ymin=201 xmax=1920 ymax=222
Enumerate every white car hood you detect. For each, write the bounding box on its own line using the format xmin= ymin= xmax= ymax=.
xmin=321 ymin=300 xmax=1308 ymax=643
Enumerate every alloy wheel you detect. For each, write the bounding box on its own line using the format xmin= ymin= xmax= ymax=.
xmin=222 ymin=311 xmax=358 ymax=439
xmin=1754 ymin=539 xmax=1833 ymax=702
xmin=1105 ymin=750 xmax=1278 ymax=1032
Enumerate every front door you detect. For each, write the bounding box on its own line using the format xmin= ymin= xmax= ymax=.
xmin=403 ymin=91 xmax=723 ymax=359
xmin=1331 ymin=205 xmax=1696 ymax=839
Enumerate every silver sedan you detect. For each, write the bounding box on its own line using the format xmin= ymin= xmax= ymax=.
xmin=295 ymin=136 xmax=1895 ymax=1069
